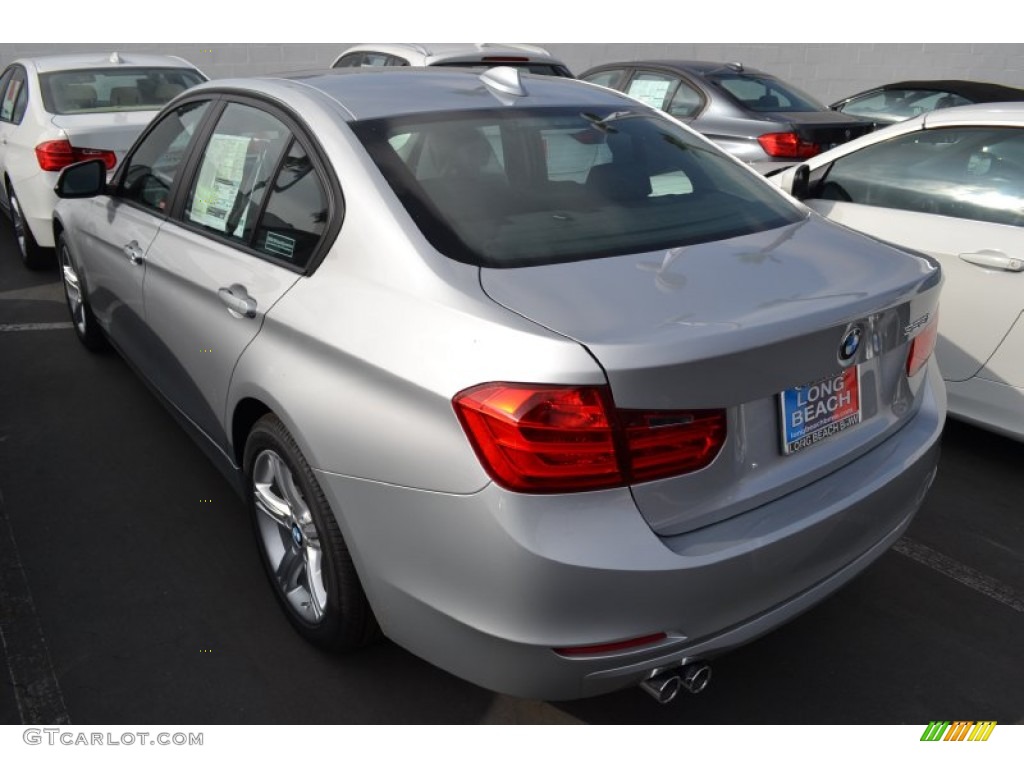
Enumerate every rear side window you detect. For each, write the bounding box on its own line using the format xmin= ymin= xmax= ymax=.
xmin=353 ymin=107 xmax=801 ymax=268
xmin=120 ymin=100 xmax=211 ymax=212
xmin=0 ymin=68 xmax=27 ymax=124
xmin=185 ymin=103 xmax=291 ymax=242
xmin=181 ymin=101 xmax=331 ymax=268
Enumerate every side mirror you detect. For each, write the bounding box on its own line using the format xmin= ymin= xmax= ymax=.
xmin=55 ymin=159 xmax=107 ymax=199
xmin=790 ymin=164 xmax=811 ymax=200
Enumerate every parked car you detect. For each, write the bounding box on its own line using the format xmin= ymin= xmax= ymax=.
xmin=830 ymin=79 xmax=1024 ymax=126
xmin=773 ymin=103 xmax=1024 ymax=441
xmin=579 ymin=60 xmax=873 ymax=172
xmin=0 ymin=51 xmax=206 ymax=269
xmin=53 ymin=66 xmax=944 ymax=702
xmin=331 ymin=43 xmax=573 ymax=77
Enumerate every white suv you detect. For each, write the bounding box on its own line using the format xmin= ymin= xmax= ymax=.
xmin=0 ymin=51 xmax=205 ymax=269
xmin=331 ymin=43 xmax=573 ymax=78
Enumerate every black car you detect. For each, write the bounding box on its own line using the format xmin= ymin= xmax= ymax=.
xmin=830 ymin=79 xmax=1024 ymax=126
xmin=580 ymin=60 xmax=873 ymax=171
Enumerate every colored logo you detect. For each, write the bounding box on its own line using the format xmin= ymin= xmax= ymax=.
xmin=920 ymin=721 xmax=997 ymax=742
xmin=838 ymin=326 xmax=862 ymax=363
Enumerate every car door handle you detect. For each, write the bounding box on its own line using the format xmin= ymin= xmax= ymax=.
xmin=218 ymin=284 xmax=257 ymax=319
xmin=123 ymin=240 xmax=144 ymax=265
xmin=959 ymin=250 xmax=1024 ymax=272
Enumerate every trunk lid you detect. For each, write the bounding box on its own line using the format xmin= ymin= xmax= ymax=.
xmin=480 ymin=215 xmax=941 ymax=535
xmin=50 ymin=111 xmax=158 ymax=168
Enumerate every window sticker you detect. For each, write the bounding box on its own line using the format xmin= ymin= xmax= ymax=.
xmin=263 ymin=231 xmax=296 ymax=258
xmin=1 ymin=78 xmax=20 ymax=121
xmin=627 ymin=79 xmax=672 ymax=109
xmin=189 ymin=134 xmax=251 ymax=232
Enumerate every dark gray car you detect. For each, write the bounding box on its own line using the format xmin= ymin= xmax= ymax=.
xmin=580 ymin=60 xmax=873 ymax=172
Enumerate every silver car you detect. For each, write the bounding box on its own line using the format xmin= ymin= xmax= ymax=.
xmin=52 ymin=67 xmax=945 ymax=703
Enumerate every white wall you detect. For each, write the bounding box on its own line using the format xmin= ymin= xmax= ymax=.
xmin=2 ymin=43 xmax=1022 ymax=104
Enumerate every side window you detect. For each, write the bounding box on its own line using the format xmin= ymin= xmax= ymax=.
xmin=0 ymin=68 xmax=25 ymax=123
xmin=333 ymin=53 xmax=364 ymax=68
xmin=120 ymin=100 xmax=210 ymax=212
xmin=813 ymin=126 xmax=1024 ymax=227
xmin=361 ymin=53 xmax=392 ymax=67
xmin=626 ymin=71 xmax=681 ymax=111
xmin=582 ymin=69 xmax=625 ymax=89
xmin=11 ymin=72 xmax=28 ymax=123
xmin=665 ymin=80 xmax=702 ymax=119
xmin=252 ymin=141 xmax=329 ymax=268
xmin=184 ymin=102 xmax=291 ymax=243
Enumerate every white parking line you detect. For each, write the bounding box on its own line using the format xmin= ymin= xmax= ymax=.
xmin=894 ymin=537 xmax=1024 ymax=614
xmin=0 ymin=323 xmax=72 ymax=333
xmin=0 ymin=489 xmax=72 ymax=724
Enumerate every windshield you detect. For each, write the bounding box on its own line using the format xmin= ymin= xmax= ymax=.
xmin=352 ymin=106 xmax=802 ymax=268
xmin=708 ymin=73 xmax=827 ymax=113
xmin=839 ymin=88 xmax=971 ymax=123
xmin=40 ymin=67 xmax=206 ymax=115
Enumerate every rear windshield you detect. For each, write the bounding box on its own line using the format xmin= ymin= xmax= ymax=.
xmin=40 ymin=67 xmax=206 ymax=115
xmin=352 ymin=107 xmax=802 ymax=267
xmin=707 ymin=73 xmax=826 ymax=113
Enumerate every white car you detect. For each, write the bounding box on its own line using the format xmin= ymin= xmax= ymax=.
xmin=331 ymin=43 xmax=574 ymax=77
xmin=0 ymin=51 xmax=205 ymax=269
xmin=773 ymin=103 xmax=1024 ymax=441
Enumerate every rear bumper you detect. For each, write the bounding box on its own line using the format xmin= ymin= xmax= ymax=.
xmin=314 ymin=361 xmax=945 ymax=700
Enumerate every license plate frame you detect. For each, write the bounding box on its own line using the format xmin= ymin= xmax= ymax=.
xmin=779 ymin=366 xmax=862 ymax=455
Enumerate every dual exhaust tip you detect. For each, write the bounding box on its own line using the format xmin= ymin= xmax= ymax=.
xmin=639 ymin=662 xmax=712 ymax=704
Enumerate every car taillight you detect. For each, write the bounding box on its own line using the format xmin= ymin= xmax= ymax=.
xmin=906 ymin=311 xmax=940 ymax=377
xmin=757 ymin=132 xmax=820 ymax=160
xmin=453 ymin=383 xmax=726 ymax=493
xmin=35 ymin=140 xmax=117 ymax=172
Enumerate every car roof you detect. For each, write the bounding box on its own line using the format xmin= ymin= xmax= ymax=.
xmin=14 ymin=51 xmax=201 ymax=75
xmin=583 ymin=59 xmax=775 ymax=79
xmin=335 ymin=43 xmax=563 ymax=65
xmin=868 ymin=79 xmax=1024 ymax=101
xmin=922 ymin=101 xmax=1024 ymax=127
xmin=186 ymin=67 xmax=632 ymax=122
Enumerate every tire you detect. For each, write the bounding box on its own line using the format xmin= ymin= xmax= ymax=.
xmin=8 ymin=186 xmax=52 ymax=270
xmin=58 ymin=233 xmax=107 ymax=352
xmin=244 ymin=414 xmax=379 ymax=651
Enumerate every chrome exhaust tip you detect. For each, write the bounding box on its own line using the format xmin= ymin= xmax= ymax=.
xmin=639 ymin=672 xmax=683 ymax=705
xmin=639 ymin=662 xmax=711 ymax=704
xmin=680 ymin=662 xmax=712 ymax=694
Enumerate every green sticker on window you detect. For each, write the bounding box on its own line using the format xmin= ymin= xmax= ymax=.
xmin=264 ymin=231 xmax=296 ymax=258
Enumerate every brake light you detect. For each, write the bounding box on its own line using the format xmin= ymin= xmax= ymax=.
xmin=757 ymin=132 xmax=820 ymax=160
xmin=481 ymin=56 xmax=530 ymax=62
xmin=35 ymin=140 xmax=117 ymax=172
xmin=453 ymin=383 xmax=726 ymax=493
xmin=906 ymin=311 xmax=939 ymax=377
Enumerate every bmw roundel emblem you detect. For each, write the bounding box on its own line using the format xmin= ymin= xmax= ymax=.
xmin=291 ymin=525 xmax=303 ymax=546
xmin=839 ymin=326 xmax=862 ymax=363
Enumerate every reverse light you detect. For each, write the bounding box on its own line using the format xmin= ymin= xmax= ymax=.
xmin=35 ymin=140 xmax=117 ymax=172
xmin=906 ymin=310 xmax=940 ymax=377
xmin=453 ymin=383 xmax=726 ymax=493
xmin=757 ymin=132 xmax=820 ymax=160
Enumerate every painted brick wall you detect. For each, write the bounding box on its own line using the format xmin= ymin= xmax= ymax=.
xmin=1 ymin=43 xmax=1022 ymax=104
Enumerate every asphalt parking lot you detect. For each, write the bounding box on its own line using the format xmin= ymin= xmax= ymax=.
xmin=0 ymin=216 xmax=1022 ymax=726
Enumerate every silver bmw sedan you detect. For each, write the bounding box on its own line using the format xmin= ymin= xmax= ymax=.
xmin=52 ymin=66 xmax=945 ymax=703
